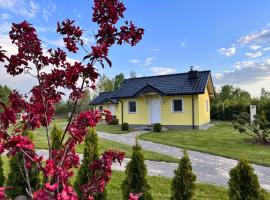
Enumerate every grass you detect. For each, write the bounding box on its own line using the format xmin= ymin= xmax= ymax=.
xmin=32 ymin=120 xmax=178 ymax=163
xmin=96 ymin=124 xmax=133 ymax=134
xmin=139 ymin=122 xmax=270 ymax=166
xmin=0 ymin=156 xmax=231 ymax=199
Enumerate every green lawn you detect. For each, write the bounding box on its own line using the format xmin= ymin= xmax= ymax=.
xmin=139 ymin=122 xmax=270 ymax=166
xmin=1 ymin=156 xmax=231 ymax=200
xmin=96 ymin=124 xmax=133 ymax=134
xmin=32 ymin=120 xmax=178 ymax=163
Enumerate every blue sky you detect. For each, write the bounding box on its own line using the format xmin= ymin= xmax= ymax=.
xmin=1 ymin=0 xmax=270 ymax=96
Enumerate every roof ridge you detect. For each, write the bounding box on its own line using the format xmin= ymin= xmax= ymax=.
xmin=127 ymin=70 xmax=211 ymax=80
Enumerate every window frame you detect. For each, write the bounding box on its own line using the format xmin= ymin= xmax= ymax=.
xmin=171 ymin=98 xmax=183 ymax=113
xmin=128 ymin=101 xmax=137 ymax=114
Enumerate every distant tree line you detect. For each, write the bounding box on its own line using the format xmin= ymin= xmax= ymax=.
xmin=211 ymin=85 xmax=270 ymax=121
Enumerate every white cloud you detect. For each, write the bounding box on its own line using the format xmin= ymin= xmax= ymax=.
xmin=0 ymin=13 xmax=11 ymax=20
xmin=245 ymin=51 xmax=262 ymax=58
xmin=149 ymin=48 xmax=160 ymax=52
xmin=238 ymin=29 xmax=270 ymax=45
xmin=41 ymin=37 xmax=65 ymax=48
xmin=129 ymin=59 xmax=140 ymax=64
xmin=143 ymin=57 xmax=155 ymax=66
xmin=263 ymin=47 xmax=270 ymax=51
xmin=181 ymin=42 xmax=186 ymax=47
xmin=0 ymin=0 xmax=54 ymax=19
xmin=0 ymin=21 xmax=11 ymax=34
xmin=150 ymin=67 xmax=176 ymax=75
xmin=219 ymin=47 xmax=236 ymax=57
xmin=250 ymin=45 xmax=261 ymax=51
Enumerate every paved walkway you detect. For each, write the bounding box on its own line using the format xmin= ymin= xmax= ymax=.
xmin=97 ymin=131 xmax=270 ymax=191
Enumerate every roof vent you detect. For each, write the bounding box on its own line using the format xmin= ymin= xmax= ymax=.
xmin=188 ymin=66 xmax=198 ymax=79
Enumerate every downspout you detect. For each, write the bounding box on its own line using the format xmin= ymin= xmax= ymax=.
xmin=192 ymin=94 xmax=195 ymax=129
xmin=118 ymin=99 xmax=124 ymax=124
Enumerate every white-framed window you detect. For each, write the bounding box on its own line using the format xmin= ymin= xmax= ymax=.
xmin=172 ymin=99 xmax=183 ymax=112
xmin=128 ymin=101 xmax=137 ymax=113
xmin=206 ymin=99 xmax=209 ymax=112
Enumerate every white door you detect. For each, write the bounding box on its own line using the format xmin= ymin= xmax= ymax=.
xmin=108 ymin=105 xmax=115 ymax=115
xmin=150 ymin=99 xmax=161 ymax=124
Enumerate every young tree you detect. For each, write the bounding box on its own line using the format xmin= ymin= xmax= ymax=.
xmin=114 ymin=73 xmax=125 ymax=90
xmin=0 ymin=157 xmax=5 ymax=187
xmin=5 ymin=131 xmax=40 ymax=199
xmin=50 ymin=125 xmax=63 ymax=150
xmin=233 ymin=112 xmax=270 ymax=144
xmin=97 ymin=74 xmax=114 ymax=92
xmin=228 ymin=159 xmax=265 ymax=200
xmin=122 ymin=139 xmax=153 ymax=200
xmin=130 ymin=70 xmax=137 ymax=78
xmin=0 ymin=0 xmax=144 ymax=198
xmin=171 ymin=150 xmax=196 ymax=200
xmin=74 ymin=128 xmax=107 ymax=199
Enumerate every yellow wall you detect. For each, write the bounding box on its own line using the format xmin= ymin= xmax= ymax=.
xmin=197 ymin=88 xmax=210 ymax=125
xmin=96 ymin=87 xmax=211 ymax=126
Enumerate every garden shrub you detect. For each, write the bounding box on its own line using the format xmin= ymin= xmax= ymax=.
xmin=108 ymin=115 xmax=119 ymax=125
xmin=153 ymin=123 xmax=162 ymax=132
xmin=122 ymin=138 xmax=153 ymax=200
xmin=50 ymin=125 xmax=63 ymax=150
xmin=228 ymin=159 xmax=266 ymax=200
xmin=121 ymin=122 xmax=129 ymax=131
xmin=74 ymin=128 xmax=107 ymax=199
xmin=171 ymin=150 xmax=196 ymax=200
xmin=5 ymin=130 xmax=40 ymax=199
xmin=0 ymin=156 xmax=5 ymax=186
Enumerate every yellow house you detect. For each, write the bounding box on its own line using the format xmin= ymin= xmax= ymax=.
xmin=90 ymin=70 xmax=215 ymax=129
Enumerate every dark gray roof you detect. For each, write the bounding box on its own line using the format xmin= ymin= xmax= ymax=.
xmin=111 ymin=70 xmax=212 ymax=98
xmin=90 ymin=92 xmax=118 ymax=105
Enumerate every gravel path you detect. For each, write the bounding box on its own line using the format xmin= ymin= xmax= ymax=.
xmin=97 ymin=131 xmax=270 ymax=191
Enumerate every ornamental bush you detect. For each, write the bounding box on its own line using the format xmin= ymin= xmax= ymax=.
xmin=122 ymin=139 xmax=153 ymax=200
xmin=108 ymin=115 xmax=119 ymax=125
xmin=228 ymin=159 xmax=266 ymax=200
xmin=0 ymin=157 xmax=4 ymax=186
xmin=5 ymin=131 xmax=41 ymax=199
xmin=74 ymin=128 xmax=107 ymax=199
xmin=171 ymin=150 xmax=196 ymax=200
xmin=121 ymin=122 xmax=129 ymax=131
xmin=50 ymin=125 xmax=63 ymax=150
xmin=153 ymin=123 xmax=162 ymax=132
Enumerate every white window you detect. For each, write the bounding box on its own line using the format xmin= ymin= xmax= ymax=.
xmin=206 ymin=99 xmax=209 ymax=112
xmin=128 ymin=101 xmax=137 ymax=113
xmin=172 ymin=99 xmax=183 ymax=112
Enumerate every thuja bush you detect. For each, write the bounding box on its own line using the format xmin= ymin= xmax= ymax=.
xmin=74 ymin=127 xmax=107 ymax=199
xmin=0 ymin=0 xmax=144 ymax=199
xmin=228 ymin=159 xmax=266 ymax=200
xmin=153 ymin=123 xmax=162 ymax=132
xmin=171 ymin=150 xmax=196 ymax=200
xmin=122 ymin=139 xmax=153 ymax=200
xmin=121 ymin=122 xmax=129 ymax=131
xmin=0 ymin=157 xmax=4 ymax=187
xmin=5 ymin=131 xmax=40 ymax=199
xmin=50 ymin=125 xmax=63 ymax=150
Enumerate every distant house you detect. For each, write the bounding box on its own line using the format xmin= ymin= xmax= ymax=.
xmin=90 ymin=69 xmax=215 ymax=129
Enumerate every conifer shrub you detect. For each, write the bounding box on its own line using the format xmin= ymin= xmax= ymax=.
xmin=50 ymin=125 xmax=63 ymax=150
xmin=121 ymin=122 xmax=129 ymax=131
xmin=0 ymin=156 xmax=5 ymax=186
xmin=171 ymin=150 xmax=196 ymax=200
xmin=228 ymin=159 xmax=266 ymax=200
xmin=5 ymin=130 xmax=40 ymax=199
xmin=153 ymin=123 xmax=162 ymax=132
xmin=74 ymin=128 xmax=107 ymax=199
xmin=122 ymin=138 xmax=153 ymax=200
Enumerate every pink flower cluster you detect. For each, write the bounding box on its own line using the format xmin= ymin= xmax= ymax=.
xmin=0 ymin=0 xmax=144 ymax=199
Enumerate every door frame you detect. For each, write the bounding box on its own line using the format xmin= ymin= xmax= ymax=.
xmin=149 ymin=98 xmax=161 ymax=124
